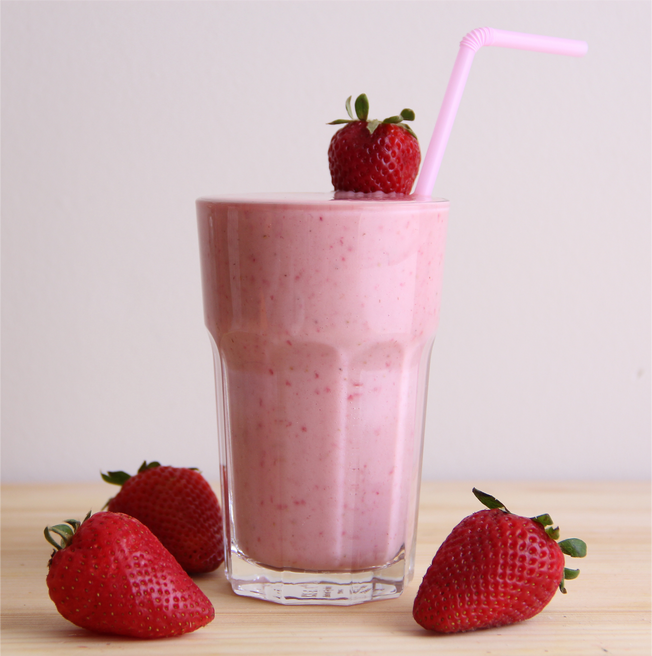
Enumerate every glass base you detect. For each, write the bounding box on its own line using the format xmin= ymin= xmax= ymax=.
xmin=227 ymin=550 xmax=411 ymax=606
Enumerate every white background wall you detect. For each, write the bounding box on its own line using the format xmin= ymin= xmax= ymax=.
xmin=2 ymin=1 xmax=649 ymax=483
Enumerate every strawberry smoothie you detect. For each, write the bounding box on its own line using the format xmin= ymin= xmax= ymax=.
xmin=197 ymin=193 xmax=448 ymax=604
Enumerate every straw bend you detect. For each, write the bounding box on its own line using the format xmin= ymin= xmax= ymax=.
xmin=460 ymin=27 xmax=588 ymax=57
xmin=460 ymin=27 xmax=495 ymax=52
xmin=413 ymin=27 xmax=588 ymax=197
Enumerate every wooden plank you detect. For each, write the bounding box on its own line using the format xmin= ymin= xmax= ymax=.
xmin=1 ymin=481 xmax=650 ymax=655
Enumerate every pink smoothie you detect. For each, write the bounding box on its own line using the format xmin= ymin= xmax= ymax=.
xmin=197 ymin=193 xmax=448 ymax=574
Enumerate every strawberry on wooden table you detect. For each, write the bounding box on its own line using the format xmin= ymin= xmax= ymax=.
xmin=328 ymin=93 xmax=421 ymax=195
xmin=45 ymin=511 xmax=215 ymax=639
xmin=102 ymin=461 xmax=224 ymax=574
xmin=413 ymin=488 xmax=587 ymax=634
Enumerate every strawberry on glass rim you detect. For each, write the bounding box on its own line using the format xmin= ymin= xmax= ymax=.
xmin=328 ymin=94 xmax=421 ymax=195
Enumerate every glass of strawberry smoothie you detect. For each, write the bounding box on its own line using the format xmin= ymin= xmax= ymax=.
xmin=197 ymin=192 xmax=448 ymax=605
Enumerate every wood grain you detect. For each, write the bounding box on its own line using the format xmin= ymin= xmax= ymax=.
xmin=2 ymin=481 xmax=650 ymax=655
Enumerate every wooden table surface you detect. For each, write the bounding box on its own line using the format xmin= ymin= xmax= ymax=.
xmin=2 ymin=481 xmax=650 ymax=655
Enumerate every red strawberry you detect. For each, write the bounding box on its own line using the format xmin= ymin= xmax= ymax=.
xmin=328 ymin=93 xmax=421 ymax=194
xmin=102 ymin=461 xmax=224 ymax=574
xmin=413 ymin=488 xmax=587 ymax=634
xmin=45 ymin=511 xmax=215 ymax=639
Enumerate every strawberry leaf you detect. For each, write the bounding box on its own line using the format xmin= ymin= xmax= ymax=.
xmin=400 ymin=108 xmax=416 ymax=121
xmin=345 ymin=96 xmax=354 ymax=120
xmin=63 ymin=518 xmax=82 ymax=531
xmin=44 ymin=514 xmax=89 ymax=551
xmin=101 ymin=470 xmax=131 ymax=486
xmin=44 ymin=526 xmax=65 ymax=550
xmin=102 ymin=462 xmax=160 ymax=486
xmin=558 ymin=538 xmax=587 ymax=558
xmin=472 ymin=488 xmax=510 ymax=513
xmin=48 ymin=524 xmax=74 ymax=540
xmin=354 ymin=94 xmax=369 ymax=121
xmin=545 ymin=525 xmax=561 ymax=540
xmin=532 ymin=513 xmax=554 ymax=527
xmin=559 ymin=567 xmax=581 ymax=594
xmin=138 ymin=461 xmax=161 ymax=474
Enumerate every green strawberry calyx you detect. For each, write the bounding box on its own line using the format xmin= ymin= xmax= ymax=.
xmin=328 ymin=93 xmax=417 ymax=139
xmin=44 ymin=511 xmax=91 ymax=552
xmin=100 ymin=460 xmax=162 ymax=509
xmin=101 ymin=460 xmax=162 ymax=487
xmin=100 ymin=461 xmax=201 ymax=509
xmin=472 ymin=487 xmax=587 ymax=594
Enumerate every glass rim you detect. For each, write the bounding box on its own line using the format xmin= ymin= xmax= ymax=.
xmin=196 ymin=192 xmax=449 ymax=208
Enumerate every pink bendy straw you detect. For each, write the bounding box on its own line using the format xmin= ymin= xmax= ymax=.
xmin=413 ymin=27 xmax=588 ymax=198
